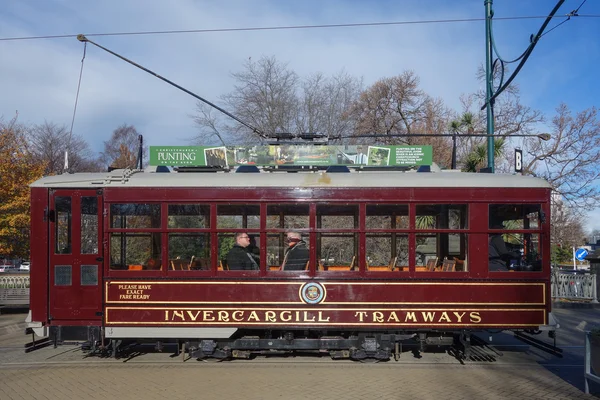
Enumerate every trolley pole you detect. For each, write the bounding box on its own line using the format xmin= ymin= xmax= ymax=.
xmin=484 ymin=0 xmax=495 ymax=172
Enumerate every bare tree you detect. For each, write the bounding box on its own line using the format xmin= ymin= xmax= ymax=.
xmin=297 ymin=71 xmax=362 ymax=140
xmin=192 ymin=56 xmax=362 ymax=144
xmin=27 ymin=121 xmax=101 ymax=174
xmin=551 ymin=197 xmax=586 ymax=249
xmin=226 ymin=56 xmax=299 ymax=140
xmin=99 ymin=124 xmax=147 ymax=169
xmin=521 ymin=104 xmax=600 ymax=210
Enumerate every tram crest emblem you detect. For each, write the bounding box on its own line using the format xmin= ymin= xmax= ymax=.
xmin=299 ymin=282 xmax=326 ymax=305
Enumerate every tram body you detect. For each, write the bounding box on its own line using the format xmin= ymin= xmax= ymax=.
xmin=28 ymin=166 xmax=555 ymax=359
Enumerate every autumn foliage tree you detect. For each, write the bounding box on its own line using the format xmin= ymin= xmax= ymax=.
xmin=0 ymin=118 xmax=46 ymax=258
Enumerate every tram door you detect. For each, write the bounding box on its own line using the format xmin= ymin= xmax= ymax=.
xmin=49 ymin=190 xmax=103 ymax=321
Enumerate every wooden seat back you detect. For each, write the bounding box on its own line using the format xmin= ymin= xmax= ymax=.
xmin=441 ymin=258 xmax=456 ymax=272
xmin=426 ymin=257 xmax=438 ymax=272
xmin=388 ymin=256 xmax=398 ymax=271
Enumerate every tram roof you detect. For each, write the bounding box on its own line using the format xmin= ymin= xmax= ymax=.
xmin=30 ymin=167 xmax=552 ymax=189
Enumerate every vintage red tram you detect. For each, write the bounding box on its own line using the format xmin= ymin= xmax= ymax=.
xmin=27 ymin=164 xmax=557 ymax=360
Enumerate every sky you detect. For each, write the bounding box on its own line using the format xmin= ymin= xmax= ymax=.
xmin=1 ymin=0 xmax=599 ymax=233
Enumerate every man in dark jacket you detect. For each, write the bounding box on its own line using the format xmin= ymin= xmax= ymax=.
xmin=281 ymin=232 xmax=309 ymax=271
xmin=227 ymin=232 xmax=259 ymax=270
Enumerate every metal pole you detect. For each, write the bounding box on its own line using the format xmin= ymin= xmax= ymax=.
xmin=485 ymin=0 xmax=495 ymax=172
xmin=451 ymin=130 xmax=457 ymax=169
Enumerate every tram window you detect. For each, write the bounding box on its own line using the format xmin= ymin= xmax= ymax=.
xmin=81 ymin=197 xmax=98 ymax=254
xmin=54 ymin=265 xmax=72 ymax=286
xmin=366 ymin=204 xmax=409 ymax=229
xmin=416 ymin=233 xmax=468 ymax=272
xmin=81 ymin=265 xmax=98 ymax=286
xmin=55 ymin=197 xmax=72 ymax=254
xmin=109 ymin=233 xmax=162 ymax=271
xmin=415 ymin=204 xmax=467 ymax=230
xmin=317 ymin=204 xmax=358 ymax=229
xmin=488 ymin=204 xmax=541 ymax=229
xmin=168 ymin=204 xmax=210 ymax=228
xmin=218 ymin=233 xmax=261 ymax=271
xmin=489 ymin=232 xmax=541 ymax=272
xmin=110 ymin=204 xmax=161 ymax=229
xmin=267 ymin=204 xmax=309 ymax=229
xmin=318 ymin=234 xmax=357 ymax=271
xmin=168 ymin=234 xmax=210 ymax=270
xmin=267 ymin=234 xmax=310 ymax=271
xmin=217 ymin=205 xmax=260 ymax=229
xmin=366 ymin=234 xmax=409 ymax=271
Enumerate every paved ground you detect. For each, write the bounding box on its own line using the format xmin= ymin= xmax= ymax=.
xmin=0 ymin=306 xmax=598 ymax=399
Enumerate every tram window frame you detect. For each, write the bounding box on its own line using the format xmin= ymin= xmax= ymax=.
xmin=168 ymin=233 xmax=211 ymax=271
xmin=315 ymin=204 xmax=359 ymax=273
xmin=415 ymin=204 xmax=468 ymax=230
xmin=168 ymin=204 xmax=210 ymax=229
xmin=413 ymin=204 xmax=469 ymax=273
xmin=488 ymin=204 xmax=543 ymax=273
xmin=54 ymin=196 xmax=72 ymax=255
xmin=109 ymin=232 xmax=162 ymax=271
xmin=366 ymin=204 xmax=409 ymax=230
xmin=110 ymin=203 xmax=161 ymax=229
xmin=80 ymin=196 xmax=99 ymax=254
xmin=365 ymin=233 xmax=409 ymax=272
xmin=217 ymin=232 xmax=261 ymax=272
xmin=266 ymin=204 xmax=309 ymax=229
xmin=217 ymin=204 xmax=260 ymax=229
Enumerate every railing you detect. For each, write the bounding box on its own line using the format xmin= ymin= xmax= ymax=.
xmin=551 ymin=271 xmax=598 ymax=302
xmin=0 ymin=273 xmax=30 ymax=306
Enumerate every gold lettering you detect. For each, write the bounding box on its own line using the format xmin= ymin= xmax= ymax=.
xmin=248 ymin=311 xmax=260 ymax=322
xmin=295 ymin=311 xmax=300 ymax=321
xmin=203 ymin=311 xmax=215 ymax=321
xmin=453 ymin=312 xmax=466 ymax=322
xmin=119 ymin=294 xmax=133 ymax=300
xmin=164 ymin=310 xmax=169 ymax=321
xmin=218 ymin=311 xmax=230 ymax=322
xmin=318 ymin=311 xmax=330 ymax=322
xmin=303 ymin=311 xmax=315 ymax=322
xmin=280 ymin=311 xmax=292 ymax=322
xmin=469 ymin=312 xmax=482 ymax=323
xmin=373 ymin=311 xmax=384 ymax=323
xmin=132 ymin=295 xmax=150 ymax=300
xmin=172 ymin=310 xmax=185 ymax=321
xmin=438 ymin=312 xmax=451 ymax=323
xmin=421 ymin=312 xmax=436 ymax=322
xmin=405 ymin=312 xmax=417 ymax=322
xmin=265 ymin=311 xmax=276 ymax=322
xmin=232 ymin=311 xmax=244 ymax=321
xmin=354 ymin=312 xmax=368 ymax=322
xmin=186 ymin=311 xmax=202 ymax=321
xmin=387 ymin=312 xmax=400 ymax=322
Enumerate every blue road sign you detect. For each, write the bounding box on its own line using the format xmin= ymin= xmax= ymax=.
xmin=575 ymin=248 xmax=588 ymax=261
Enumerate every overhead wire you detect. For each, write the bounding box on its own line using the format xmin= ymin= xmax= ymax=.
xmin=64 ymin=41 xmax=87 ymax=172
xmin=1 ymin=13 xmax=599 ymax=42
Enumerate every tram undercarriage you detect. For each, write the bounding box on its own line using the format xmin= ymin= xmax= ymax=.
xmin=185 ymin=330 xmax=461 ymax=361
xmin=47 ymin=327 xmax=484 ymax=361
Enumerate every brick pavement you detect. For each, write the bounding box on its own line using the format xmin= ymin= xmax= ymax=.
xmin=1 ymin=309 xmax=599 ymax=399
xmin=0 ymin=361 xmax=596 ymax=400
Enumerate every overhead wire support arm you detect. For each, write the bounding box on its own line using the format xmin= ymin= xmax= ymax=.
xmin=76 ymin=34 xmax=266 ymax=138
xmin=480 ymin=0 xmax=566 ymax=111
